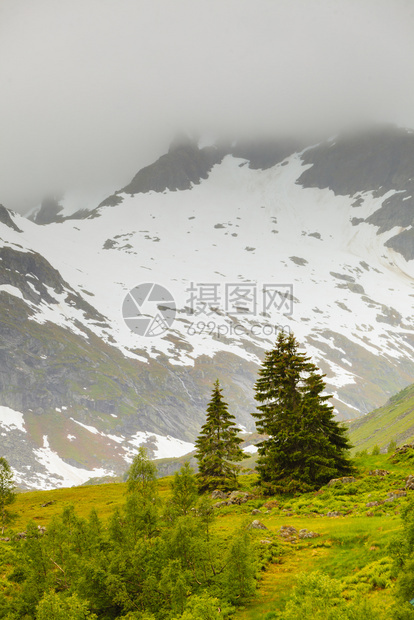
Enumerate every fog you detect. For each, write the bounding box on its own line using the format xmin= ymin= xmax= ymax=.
xmin=0 ymin=0 xmax=413 ymax=213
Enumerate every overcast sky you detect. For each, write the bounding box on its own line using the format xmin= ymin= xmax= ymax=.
xmin=1 ymin=0 xmax=413 ymax=213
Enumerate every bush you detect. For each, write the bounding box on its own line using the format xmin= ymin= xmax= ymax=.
xmin=388 ymin=440 xmax=397 ymax=454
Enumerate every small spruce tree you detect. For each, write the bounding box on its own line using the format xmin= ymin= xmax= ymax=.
xmin=195 ymin=380 xmax=245 ymax=492
xmin=253 ymin=331 xmax=354 ymax=494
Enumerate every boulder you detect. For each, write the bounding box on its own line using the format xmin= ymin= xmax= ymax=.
xmin=327 ymin=477 xmax=356 ymax=487
xmin=227 ymin=491 xmax=253 ymax=504
xmin=279 ymin=525 xmax=298 ymax=538
xmin=251 ymin=509 xmax=262 ymax=515
xmin=368 ymin=469 xmax=389 ymax=476
xmin=326 ymin=511 xmax=343 ymax=517
xmin=248 ymin=520 xmax=268 ymax=530
xmin=211 ymin=490 xmax=228 ymax=500
xmin=387 ymin=491 xmax=407 ymax=501
xmin=299 ymin=529 xmax=321 ymax=539
xmin=406 ymin=475 xmax=414 ymax=490
xmin=213 ymin=501 xmax=229 ymax=508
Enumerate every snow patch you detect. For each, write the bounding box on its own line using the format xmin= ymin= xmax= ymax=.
xmin=33 ymin=434 xmax=113 ymax=489
xmin=0 ymin=406 xmax=26 ymax=432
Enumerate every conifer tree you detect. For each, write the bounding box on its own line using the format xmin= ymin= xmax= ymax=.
xmin=253 ymin=331 xmax=354 ymax=494
xmin=195 ymin=380 xmax=245 ymax=492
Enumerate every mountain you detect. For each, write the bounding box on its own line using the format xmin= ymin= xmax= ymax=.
xmin=1 ymin=124 xmax=414 ymax=489
xmin=349 ymin=381 xmax=414 ymax=453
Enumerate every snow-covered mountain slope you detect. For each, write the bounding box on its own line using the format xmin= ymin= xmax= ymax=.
xmin=1 ymin=125 xmax=414 ymax=488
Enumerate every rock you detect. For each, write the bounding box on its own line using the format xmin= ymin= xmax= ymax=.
xmin=248 ymin=520 xmax=268 ymax=530
xmin=327 ymin=477 xmax=356 ymax=487
xmin=260 ymin=539 xmax=273 ymax=544
xmin=366 ymin=501 xmax=382 ymax=507
xmin=211 ymin=490 xmax=228 ymax=500
xmin=395 ymin=444 xmax=414 ymax=454
xmin=227 ymin=491 xmax=253 ymax=504
xmin=251 ymin=509 xmax=262 ymax=515
xmin=0 ymin=537 xmax=10 ymax=542
xmin=279 ymin=525 xmax=298 ymax=538
xmin=326 ymin=511 xmax=343 ymax=517
xmin=369 ymin=469 xmax=389 ymax=476
xmin=298 ymin=529 xmax=321 ymax=539
xmin=406 ymin=475 xmax=414 ymax=490
xmin=41 ymin=500 xmax=54 ymax=507
xmin=213 ymin=501 xmax=229 ymax=508
xmin=387 ymin=491 xmax=407 ymax=500
xmin=263 ymin=500 xmax=279 ymax=510
xmin=15 ymin=532 xmax=26 ymax=539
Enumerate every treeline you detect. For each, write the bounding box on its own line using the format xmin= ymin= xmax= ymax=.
xmin=0 ymin=452 xmax=263 ymax=620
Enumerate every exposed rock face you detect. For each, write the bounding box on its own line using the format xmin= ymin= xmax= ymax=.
xmin=0 ymin=205 xmax=22 ymax=232
xmin=406 ymin=475 xmax=414 ymax=490
xmin=298 ymin=125 xmax=414 ymax=261
xmin=299 ymin=125 xmax=414 ymax=197
xmin=29 ymin=196 xmax=65 ymax=225
xmin=120 ymin=137 xmax=225 ymax=195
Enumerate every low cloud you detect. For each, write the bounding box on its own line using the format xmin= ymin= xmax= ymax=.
xmin=1 ymin=0 xmax=413 ymax=212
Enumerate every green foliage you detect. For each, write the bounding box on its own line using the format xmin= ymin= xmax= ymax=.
xmin=126 ymin=447 xmax=158 ymax=499
xmin=0 ymin=457 xmax=16 ymax=534
xmin=36 ymin=591 xmax=97 ymax=619
xmin=388 ymin=439 xmax=398 ymax=453
xmin=195 ymin=380 xmax=245 ymax=492
xmin=222 ymin=530 xmax=256 ymax=603
xmin=371 ymin=444 xmax=381 ymax=455
xmin=173 ymin=593 xmax=224 ymax=620
xmin=277 ymin=571 xmax=383 ymax=620
xmin=170 ymin=463 xmax=198 ymax=516
xmin=341 ymin=557 xmax=394 ymax=594
xmin=253 ymin=332 xmax=355 ymax=494
xmin=390 ymin=497 xmax=414 ymax=608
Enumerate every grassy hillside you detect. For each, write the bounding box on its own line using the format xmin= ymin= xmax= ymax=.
xmin=348 ymin=382 xmax=414 ymax=453
xmin=3 ymin=449 xmax=414 ymax=618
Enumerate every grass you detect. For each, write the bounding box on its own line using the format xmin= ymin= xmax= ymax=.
xmin=349 ymin=383 xmax=414 ymax=453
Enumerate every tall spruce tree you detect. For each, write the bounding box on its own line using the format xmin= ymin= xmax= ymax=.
xmin=195 ymin=380 xmax=245 ymax=492
xmin=253 ymin=331 xmax=354 ymax=494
